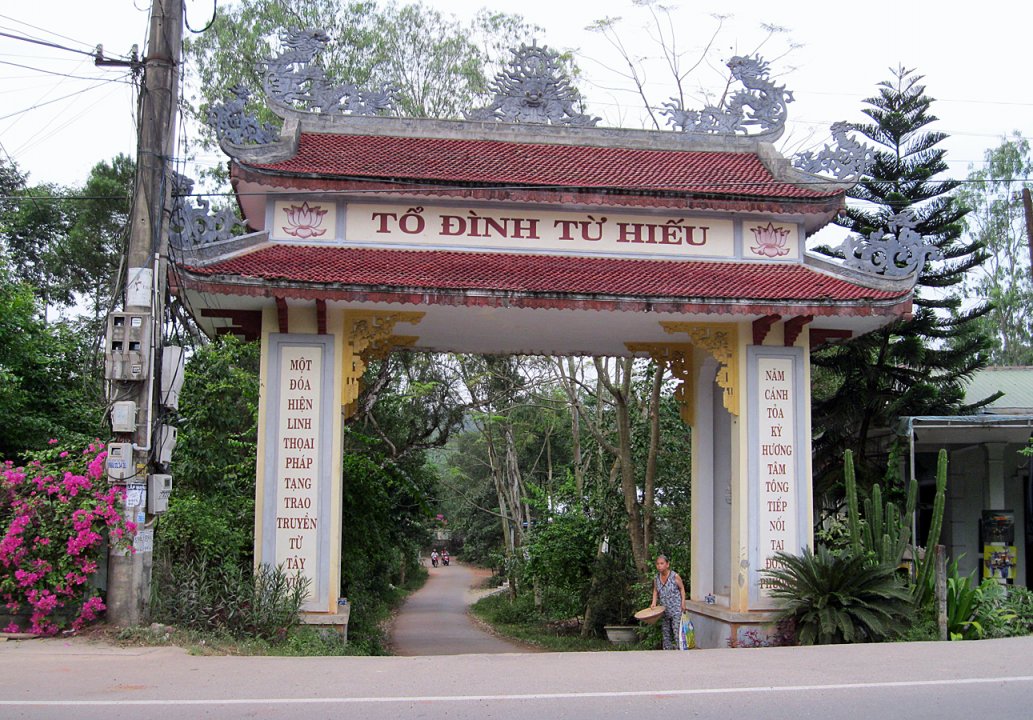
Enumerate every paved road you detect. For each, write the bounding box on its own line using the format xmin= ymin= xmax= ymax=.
xmin=1 ymin=634 xmax=1032 ymax=719
xmin=389 ymin=560 xmax=532 ymax=655
xmin=3 ymin=570 xmax=1033 ymax=719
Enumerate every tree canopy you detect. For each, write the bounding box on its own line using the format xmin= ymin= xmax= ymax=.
xmin=956 ymin=133 xmax=1033 ymax=366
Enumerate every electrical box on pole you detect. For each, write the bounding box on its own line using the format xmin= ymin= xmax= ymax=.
xmin=105 ymin=442 xmax=136 ymax=482
xmin=105 ymin=313 xmax=152 ymax=381
xmin=160 ymin=346 xmax=186 ymax=409
xmin=158 ymin=425 xmax=178 ymax=465
xmin=147 ymin=474 xmax=172 ymax=514
xmin=111 ymin=401 xmax=138 ymax=433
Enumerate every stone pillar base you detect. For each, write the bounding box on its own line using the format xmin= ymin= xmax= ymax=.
xmin=684 ymin=600 xmax=779 ymax=648
xmin=300 ymin=603 xmax=350 ymax=643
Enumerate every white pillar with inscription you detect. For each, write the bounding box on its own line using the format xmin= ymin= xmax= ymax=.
xmin=257 ymin=332 xmax=340 ymax=614
xmin=747 ymin=345 xmax=813 ymax=609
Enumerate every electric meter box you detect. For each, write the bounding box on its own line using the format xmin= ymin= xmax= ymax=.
xmin=104 ymin=312 xmax=151 ymax=382
xmin=147 ymin=474 xmax=172 ymax=514
xmin=105 ymin=442 xmax=134 ymax=481
xmin=158 ymin=425 xmax=178 ymax=465
xmin=110 ymin=401 xmax=137 ymax=433
xmin=160 ymin=346 xmax=186 ymax=409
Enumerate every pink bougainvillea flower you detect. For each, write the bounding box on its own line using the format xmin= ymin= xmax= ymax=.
xmin=282 ymin=202 xmax=329 ymax=239
xmin=0 ymin=442 xmax=130 ymax=636
xmin=47 ymin=439 xmax=58 ymax=445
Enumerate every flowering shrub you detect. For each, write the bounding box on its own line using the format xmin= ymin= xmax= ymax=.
xmin=0 ymin=441 xmax=135 ymax=635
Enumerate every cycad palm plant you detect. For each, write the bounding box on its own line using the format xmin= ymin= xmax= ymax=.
xmin=764 ymin=546 xmax=912 ymax=644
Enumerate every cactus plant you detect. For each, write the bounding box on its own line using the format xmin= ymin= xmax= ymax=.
xmin=842 ymin=449 xmax=919 ymax=568
xmin=913 ymin=449 xmax=948 ymax=606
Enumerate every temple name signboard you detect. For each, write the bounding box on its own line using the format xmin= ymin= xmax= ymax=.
xmin=268 ymin=200 xmax=802 ymax=261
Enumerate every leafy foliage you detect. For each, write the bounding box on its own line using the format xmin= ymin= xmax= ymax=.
xmin=956 ymin=132 xmax=1033 ymax=365
xmin=763 ymin=546 xmax=912 ymax=645
xmin=0 ymin=258 xmax=105 ymax=460
xmin=183 ymin=0 xmax=540 ymax=183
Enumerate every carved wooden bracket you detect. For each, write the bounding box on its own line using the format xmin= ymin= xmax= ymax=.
xmin=661 ymin=322 xmax=740 ymax=417
xmin=275 ymin=296 xmax=289 ymax=334
xmin=342 ymin=310 xmax=424 ymax=418
xmin=752 ymin=314 xmax=781 ymax=346
xmin=783 ymin=315 xmax=813 ymax=347
xmin=626 ymin=342 xmax=695 ymax=425
xmin=316 ymin=299 xmax=327 ymax=335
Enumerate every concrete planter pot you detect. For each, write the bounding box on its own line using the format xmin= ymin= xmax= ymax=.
xmin=603 ymin=625 xmax=638 ymax=644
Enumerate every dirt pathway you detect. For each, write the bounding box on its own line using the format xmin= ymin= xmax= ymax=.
xmin=389 ymin=561 xmax=535 ymax=656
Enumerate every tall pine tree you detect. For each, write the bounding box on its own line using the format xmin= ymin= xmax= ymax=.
xmin=811 ymin=67 xmax=992 ymax=495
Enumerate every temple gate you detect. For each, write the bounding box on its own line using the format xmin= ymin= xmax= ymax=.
xmin=171 ymin=34 xmax=924 ymax=646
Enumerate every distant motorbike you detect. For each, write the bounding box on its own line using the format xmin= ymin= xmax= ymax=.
xmin=431 ymin=554 xmax=439 ymax=567
xmin=442 ymin=554 xmax=450 ymax=566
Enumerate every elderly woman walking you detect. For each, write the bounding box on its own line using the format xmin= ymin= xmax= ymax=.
xmin=649 ymin=554 xmax=686 ymax=650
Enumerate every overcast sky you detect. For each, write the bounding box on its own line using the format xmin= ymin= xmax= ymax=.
xmin=1 ymin=0 xmax=1030 ymax=190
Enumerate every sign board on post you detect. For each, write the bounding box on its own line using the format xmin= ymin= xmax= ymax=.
xmin=261 ymin=334 xmax=335 ymax=612
xmin=747 ymin=346 xmax=810 ymax=608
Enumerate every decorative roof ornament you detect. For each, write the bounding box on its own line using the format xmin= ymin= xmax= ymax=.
xmin=466 ymin=43 xmax=599 ymax=127
xmin=793 ymin=121 xmax=876 ymax=180
xmin=661 ymin=55 xmax=792 ymax=137
xmin=206 ymin=86 xmax=279 ymax=145
xmin=169 ymin=173 xmax=239 ymax=247
xmin=260 ymin=28 xmax=397 ymax=116
xmin=840 ymin=210 xmax=942 ymax=284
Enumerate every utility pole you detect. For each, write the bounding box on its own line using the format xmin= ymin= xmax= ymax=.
xmin=105 ymin=0 xmax=182 ymax=626
xmin=1022 ymin=188 xmax=1033 ymax=273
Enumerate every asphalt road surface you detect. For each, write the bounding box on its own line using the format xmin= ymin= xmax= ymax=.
xmin=389 ymin=560 xmax=532 ymax=655
xmin=2 ymin=609 xmax=1032 ymax=719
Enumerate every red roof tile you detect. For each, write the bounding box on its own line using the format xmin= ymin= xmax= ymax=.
xmin=244 ymin=133 xmax=836 ymax=201
xmin=183 ymin=246 xmax=903 ymax=304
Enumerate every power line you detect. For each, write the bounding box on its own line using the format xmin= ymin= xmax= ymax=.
xmin=0 ymin=12 xmax=97 ymax=53
xmin=0 ymin=58 xmax=133 ymax=82
xmin=0 ymin=76 xmax=129 ymax=122
xmin=0 ymin=29 xmax=98 ymax=59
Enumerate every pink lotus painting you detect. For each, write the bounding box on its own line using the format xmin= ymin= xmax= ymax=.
xmin=749 ymin=222 xmax=791 ymax=257
xmin=282 ymin=202 xmax=329 ymax=239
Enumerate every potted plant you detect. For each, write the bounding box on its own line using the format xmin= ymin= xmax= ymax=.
xmin=602 ymin=624 xmax=639 ymax=644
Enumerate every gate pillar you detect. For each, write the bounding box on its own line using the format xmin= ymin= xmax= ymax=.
xmin=254 ymin=303 xmax=422 ymax=635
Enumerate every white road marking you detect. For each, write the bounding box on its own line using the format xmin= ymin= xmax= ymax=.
xmin=3 ymin=675 xmax=1032 ymax=706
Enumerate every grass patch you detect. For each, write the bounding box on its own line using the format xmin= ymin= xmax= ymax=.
xmin=110 ymin=623 xmax=366 ymax=656
xmin=469 ymin=592 xmax=648 ymax=652
xmin=99 ymin=565 xmax=432 ymax=657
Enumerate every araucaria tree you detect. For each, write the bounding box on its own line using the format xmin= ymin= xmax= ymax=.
xmin=811 ymin=67 xmax=992 ymax=492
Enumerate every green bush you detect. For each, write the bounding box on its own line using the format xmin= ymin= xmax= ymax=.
xmin=969 ymin=580 xmax=1029 ymax=639
xmin=476 ymin=590 xmax=541 ymax=625
xmin=524 ymin=513 xmax=598 ymax=619
xmin=763 ymin=546 xmax=912 ymax=644
xmin=999 ymin=585 xmax=1033 ymax=636
xmin=155 ymin=492 xmax=252 ymax=569
xmin=151 ymin=558 xmax=308 ymax=640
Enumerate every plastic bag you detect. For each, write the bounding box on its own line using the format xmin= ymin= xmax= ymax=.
xmin=679 ymin=612 xmax=695 ymax=649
